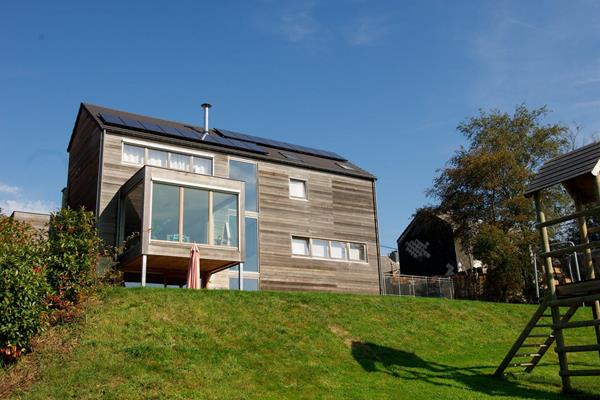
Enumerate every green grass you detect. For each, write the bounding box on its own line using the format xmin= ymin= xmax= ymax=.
xmin=4 ymin=288 xmax=600 ymax=399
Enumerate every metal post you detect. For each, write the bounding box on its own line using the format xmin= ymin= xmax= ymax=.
xmin=141 ymin=254 xmax=147 ymax=287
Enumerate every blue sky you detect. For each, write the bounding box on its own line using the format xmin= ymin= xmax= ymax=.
xmin=1 ymin=1 xmax=600 ymax=249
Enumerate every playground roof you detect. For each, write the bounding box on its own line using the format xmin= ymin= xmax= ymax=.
xmin=525 ymin=141 xmax=600 ymax=201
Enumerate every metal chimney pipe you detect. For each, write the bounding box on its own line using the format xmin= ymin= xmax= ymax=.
xmin=201 ymin=103 xmax=211 ymax=139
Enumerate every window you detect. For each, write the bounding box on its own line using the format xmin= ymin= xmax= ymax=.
xmin=182 ymin=187 xmax=209 ymax=244
xmin=291 ymin=237 xmax=310 ymax=256
xmin=169 ymin=153 xmax=190 ymax=171
xmin=289 ymin=178 xmax=307 ymax=199
xmin=349 ymin=243 xmax=366 ymax=261
xmin=147 ymin=149 xmax=167 ymax=167
xmin=123 ymin=144 xmax=144 ymax=165
xmin=229 ymin=160 xmax=257 ymax=212
xmin=244 ymin=217 xmax=259 ymax=272
xmin=229 ymin=277 xmax=259 ymax=291
xmin=122 ymin=183 xmax=143 ymax=247
xmin=151 ymin=183 xmax=180 ymax=241
xmin=192 ymin=156 xmax=212 ymax=175
xmin=312 ymin=239 xmax=329 ymax=258
xmin=330 ymin=241 xmax=348 ymax=259
xmin=213 ymin=192 xmax=238 ymax=247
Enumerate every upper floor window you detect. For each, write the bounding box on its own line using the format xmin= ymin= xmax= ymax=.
xmin=289 ymin=178 xmax=307 ymax=200
xmin=229 ymin=159 xmax=257 ymax=212
xmin=291 ymin=236 xmax=367 ymax=263
xmin=123 ymin=144 xmax=144 ymax=165
xmin=122 ymin=140 xmax=213 ymax=176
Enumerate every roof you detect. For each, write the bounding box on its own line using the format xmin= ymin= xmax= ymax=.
xmin=525 ymin=141 xmax=600 ymax=197
xmin=70 ymin=103 xmax=375 ymax=180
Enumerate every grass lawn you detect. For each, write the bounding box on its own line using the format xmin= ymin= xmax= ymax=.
xmin=3 ymin=288 xmax=600 ymax=399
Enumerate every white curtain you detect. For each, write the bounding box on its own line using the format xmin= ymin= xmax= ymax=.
xmin=123 ymin=144 xmax=144 ymax=165
xmin=193 ymin=157 xmax=212 ymax=175
xmin=291 ymin=237 xmax=309 ymax=255
xmin=169 ymin=153 xmax=189 ymax=171
xmin=312 ymin=239 xmax=329 ymax=258
xmin=289 ymin=179 xmax=306 ymax=198
xmin=148 ymin=149 xmax=167 ymax=167
xmin=330 ymin=241 xmax=347 ymax=259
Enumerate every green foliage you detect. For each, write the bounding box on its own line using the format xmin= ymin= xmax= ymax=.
xmin=46 ymin=208 xmax=102 ymax=303
xmin=428 ymin=105 xmax=569 ymax=302
xmin=0 ymin=216 xmax=49 ymax=365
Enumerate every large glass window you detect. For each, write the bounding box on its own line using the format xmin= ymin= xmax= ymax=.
xmin=148 ymin=149 xmax=167 ymax=167
xmin=183 ymin=187 xmax=209 ymax=244
xmin=213 ymin=192 xmax=238 ymax=247
xmin=170 ymin=153 xmax=190 ymax=171
xmin=151 ymin=183 xmax=180 ymax=241
xmin=122 ymin=183 xmax=143 ymax=247
xmin=244 ymin=217 xmax=259 ymax=272
xmin=192 ymin=156 xmax=212 ymax=175
xmin=123 ymin=144 xmax=144 ymax=165
xmin=229 ymin=160 xmax=257 ymax=212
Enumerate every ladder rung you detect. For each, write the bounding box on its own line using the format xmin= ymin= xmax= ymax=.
xmin=521 ymin=344 xmax=548 ymax=348
xmin=528 ymin=334 xmax=553 ymax=338
xmin=510 ymin=362 xmax=535 ymax=367
xmin=514 ymin=353 xmax=541 ymax=358
xmin=556 ymin=344 xmax=600 ymax=353
xmin=560 ymin=369 xmax=600 ymax=377
xmin=534 ymin=324 xmax=553 ymax=328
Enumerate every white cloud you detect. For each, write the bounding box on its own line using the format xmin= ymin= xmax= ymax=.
xmin=0 ymin=183 xmax=20 ymax=194
xmin=344 ymin=16 xmax=393 ymax=46
xmin=278 ymin=1 xmax=319 ymax=43
xmin=0 ymin=199 xmax=57 ymax=215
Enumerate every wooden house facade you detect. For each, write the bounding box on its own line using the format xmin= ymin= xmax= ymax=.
xmin=65 ymin=103 xmax=381 ymax=294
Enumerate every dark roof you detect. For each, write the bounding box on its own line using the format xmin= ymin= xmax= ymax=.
xmin=72 ymin=103 xmax=375 ymax=180
xmin=525 ymin=141 xmax=600 ymax=196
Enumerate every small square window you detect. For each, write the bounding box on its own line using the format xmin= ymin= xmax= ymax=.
xmin=123 ymin=144 xmax=144 ymax=165
xmin=349 ymin=243 xmax=366 ymax=261
xmin=289 ymin=179 xmax=307 ymax=199
xmin=292 ymin=237 xmax=310 ymax=256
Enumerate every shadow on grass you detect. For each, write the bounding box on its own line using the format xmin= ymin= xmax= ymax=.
xmin=351 ymin=341 xmax=594 ymax=399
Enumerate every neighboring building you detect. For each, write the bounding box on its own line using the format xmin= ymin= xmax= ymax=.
xmin=65 ymin=103 xmax=381 ymax=294
xmin=396 ymin=210 xmax=481 ymax=277
xmin=380 ymin=254 xmax=399 ymax=275
xmin=10 ymin=211 xmax=50 ymax=233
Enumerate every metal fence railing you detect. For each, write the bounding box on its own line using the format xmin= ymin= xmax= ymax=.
xmin=382 ymin=273 xmax=454 ymax=299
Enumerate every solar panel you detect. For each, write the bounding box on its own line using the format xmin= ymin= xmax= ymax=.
xmin=138 ymin=120 xmax=166 ymax=134
xmin=119 ymin=116 xmax=146 ymax=130
xmin=202 ymin=135 xmax=267 ymax=154
xmin=99 ymin=112 xmax=126 ymax=127
xmin=157 ymin=124 xmax=185 ymax=138
xmin=176 ymin=127 xmax=201 ymax=140
xmin=280 ymin=152 xmax=302 ymax=162
xmin=215 ymin=128 xmax=346 ymax=161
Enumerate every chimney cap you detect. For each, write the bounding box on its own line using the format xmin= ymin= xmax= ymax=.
xmin=201 ymin=103 xmax=212 ymax=109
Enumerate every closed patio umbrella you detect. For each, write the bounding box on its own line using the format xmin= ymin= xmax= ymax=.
xmin=187 ymin=244 xmax=201 ymax=289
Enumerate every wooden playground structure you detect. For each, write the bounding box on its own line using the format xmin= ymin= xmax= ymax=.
xmin=495 ymin=142 xmax=600 ymax=391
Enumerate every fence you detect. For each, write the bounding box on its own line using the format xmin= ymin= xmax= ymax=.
xmin=382 ymin=273 xmax=454 ymax=299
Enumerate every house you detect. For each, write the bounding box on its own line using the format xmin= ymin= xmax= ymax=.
xmin=65 ymin=103 xmax=381 ymax=294
xmin=10 ymin=211 xmax=50 ymax=233
xmin=396 ymin=210 xmax=482 ymax=277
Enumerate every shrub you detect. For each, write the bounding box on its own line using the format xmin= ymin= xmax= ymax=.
xmin=0 ymin=215 xmax=49 ymax=365
xmin=46 ymin=208 xmax=102 ymax=303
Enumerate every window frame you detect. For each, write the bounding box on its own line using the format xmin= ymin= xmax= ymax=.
xmin=289 ymin=178 xmax=308 ymax=200
xmin=290 ymin=235 xmax=368 ymax=264
xmin=291 ymin=236 xmax=311 ymax=256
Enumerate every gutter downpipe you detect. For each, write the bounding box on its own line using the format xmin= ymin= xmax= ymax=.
xmin=372 ymin=180 xmax=383 ymax=295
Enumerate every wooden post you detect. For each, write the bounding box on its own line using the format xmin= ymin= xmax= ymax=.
xmin=141 ymin=254 xmax=147 ymax=287
xmin=588 ymin=177 xmax=600 ymax=358
xmin=534 ymin=192 xmax=571 ymax=391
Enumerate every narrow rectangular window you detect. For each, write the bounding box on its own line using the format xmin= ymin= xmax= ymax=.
xmin=169 ymin=152 xmax=190 ymax=171
xmin=244 ymin=217 xmax=259 ymax=272
xmin=212 ymin=192 xmax=238 ymax=247
xmin=348 ymin=243 xmax=366 ymax=261
xmin=229 ymin=160 xmax=257 ymax=212
xmin=151 ymin=183 xmax=180 ymax=241
xmin=330 ymin=241 xmax=347 ymax=259
xmin=291 ymin=237 xmax=310 ymax=256
xmin=182 ymin=187 xmax=209 ymax=244
xmin=123 ymin=144 xmax=144 ymax=165
xmin=311 ymin=239 xmax=329 ymax=258
xmin=289 ymin=179 xmax=307 ymax=199
xmin=147 ymin=149 xmax=167 ymax=167
xmin=192 ymin=156 xmax=212 ymax=175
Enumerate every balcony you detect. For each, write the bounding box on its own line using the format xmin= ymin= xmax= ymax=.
xmin=117 ymin=165 xmax=245 ymax=286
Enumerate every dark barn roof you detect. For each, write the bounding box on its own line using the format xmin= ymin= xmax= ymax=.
xmin=525 ymin=141 xmax=600 ymax=201
xmin=71 ymin=103 xmax=375 ymax=180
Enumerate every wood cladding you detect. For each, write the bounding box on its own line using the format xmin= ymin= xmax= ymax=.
xmin=257 ymin=162 xmax=379 ymax=294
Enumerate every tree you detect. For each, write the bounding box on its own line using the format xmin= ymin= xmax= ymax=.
xmin=427 ymin=105 xmax=569 ymax=302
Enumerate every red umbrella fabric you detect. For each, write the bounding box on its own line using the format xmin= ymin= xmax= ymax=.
xmin=187 ymin=244 xmax=201 ymax=289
